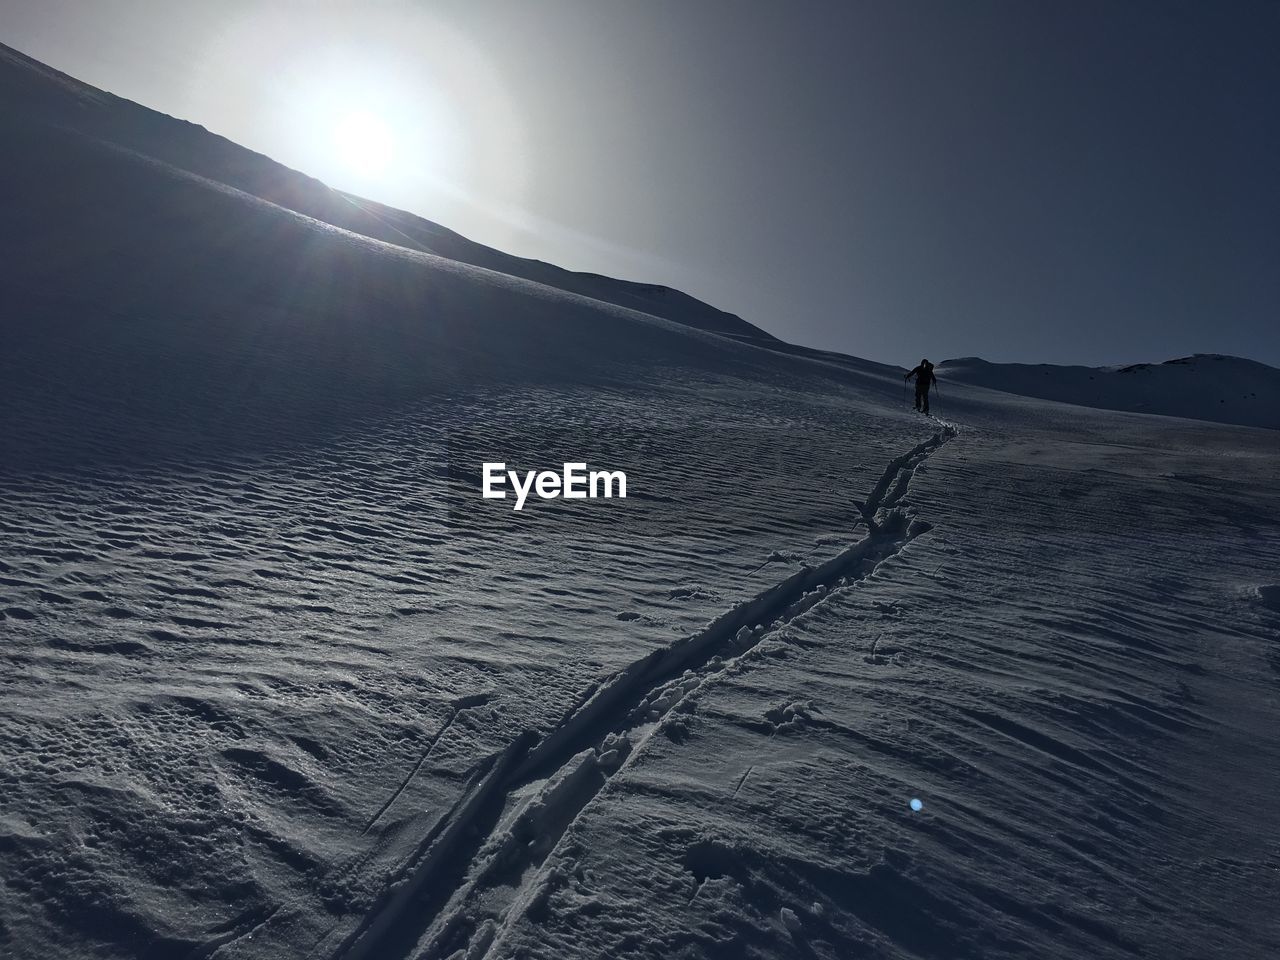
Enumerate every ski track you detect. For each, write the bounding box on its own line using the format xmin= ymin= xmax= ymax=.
xmin=328 ymin=426 xmax=956 ymax=960
xmin=0 ymin=373 xmax=925 ymax=960
xmin=362 ymin=693 xmax=495 ymax=836
xmin=475 ymin=415 xmax=1280 ymax=960
xmin=6 ymin=49 xmax=1280 ymax=959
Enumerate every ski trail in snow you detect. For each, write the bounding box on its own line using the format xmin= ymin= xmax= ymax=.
xmin=362 ymin=693 xmax=494 ymax=835
xmin=185 ymin=694 xmax=497 ymax=959
xmin=185 ymin=904 xmax=283 ymax=960
xmin=329 ymin=425 xmax=956 ymax=960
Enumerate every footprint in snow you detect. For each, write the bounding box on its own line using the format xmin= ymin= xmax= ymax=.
xmin=764 ymin=700 xmax=817 ymax=732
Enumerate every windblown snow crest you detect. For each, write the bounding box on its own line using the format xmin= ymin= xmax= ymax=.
xmin=327 ymin=426 xmax=956 ymax=960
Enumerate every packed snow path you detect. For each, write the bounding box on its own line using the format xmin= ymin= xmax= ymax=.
xmin=328 ymin=427 xmax=956 ymax=960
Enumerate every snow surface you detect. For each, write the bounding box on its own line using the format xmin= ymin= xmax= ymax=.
xmin=938 ymin=355 xmax=1280 ymax=431
xmin=3 ymin=40 xmax=1280 ymax=960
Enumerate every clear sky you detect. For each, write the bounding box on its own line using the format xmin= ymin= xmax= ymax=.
xmin=3 ymin=0 xmax=1277 ymax=366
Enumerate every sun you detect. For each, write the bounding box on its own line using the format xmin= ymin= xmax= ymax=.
xmin=332 ymin=110 xmax=395 ymax=177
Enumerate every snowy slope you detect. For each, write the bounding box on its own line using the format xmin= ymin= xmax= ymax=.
xmin=477 ymin=408 xmax=1280 ymax=960
xmin=938 ymin=354 xmax=1280 ymax=430
xmin=0 ymin=41 xmax=770 ymax=344
xmin=2 ymin=44 xmax=1280 ymax=960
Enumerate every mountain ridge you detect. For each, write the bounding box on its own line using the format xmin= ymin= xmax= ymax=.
xmin=0 ymin=40 xmax=773 ymax=344
xmin=938 ymin=353 xmax=1279 ymax=430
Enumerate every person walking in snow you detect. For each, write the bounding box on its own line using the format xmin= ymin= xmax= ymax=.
xmin=905 ymin=358 xmax=937 ymax=414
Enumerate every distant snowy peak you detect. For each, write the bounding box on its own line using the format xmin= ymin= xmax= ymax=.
xmin=939 ymin=354 xmax=1280 ymax=430
xmin=0 ymin=41 xmax=773 ymax=344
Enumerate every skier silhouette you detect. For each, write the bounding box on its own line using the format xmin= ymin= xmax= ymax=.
xmin=905 ymin=359 xmax=937 ymax=414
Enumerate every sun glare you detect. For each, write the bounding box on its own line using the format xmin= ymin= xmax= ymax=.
xmin=333 ymin=110 xmax=395 ymax=177
xmin=200 ymin=5 xmax=527 ymax=223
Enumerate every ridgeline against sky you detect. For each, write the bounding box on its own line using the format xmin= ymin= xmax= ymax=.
xmin=4 ymin=0 xmax=1276 ymax=366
